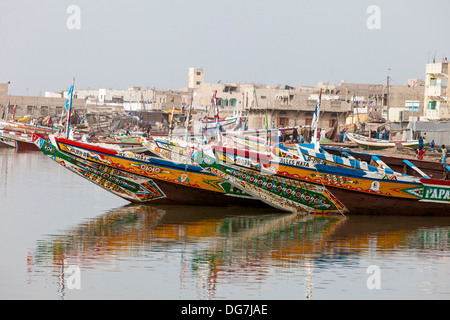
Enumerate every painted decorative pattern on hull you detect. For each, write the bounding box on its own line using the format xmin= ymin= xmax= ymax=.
xmin=53 ymin=137 xmax=254 ymax=201
xmin=212 ymin=146 xmax=431 ymax=201
xmin=195 ymin=151 xmax=347 ymax=214
xmin=35 ymin=137 xmax=166 ymax=203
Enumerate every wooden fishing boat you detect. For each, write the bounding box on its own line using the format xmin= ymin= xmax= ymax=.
xmin=87 ymin=139 xmax=149 ymax=154
xmin=0 ymin=129 xmax=42 ymax=150
xmin=201 ymin=116 xmax=241 ymax=131
xmin=34 ymin=135 xmax=167 ymax=203
xmin=0 ymin=120 xmax=55 ymax=138
xmin=0 ymin=135 xmax=16 ymax=148
xmin=88 ymin=136 xmax=150 ymax=154
xmin=139 ymin=136 xmax=199 ymax=165
xmin=193 ymin=148 xmax=347 ymax=214
xmin=224 ymin=132 xmax=269 ymax=151
xmin=48 ymin=135 xmax=265 ymax=207
xmin=346 ymin=132 xmax=425 ymax=150
xmin=296 ymin=144 xmax=414 ymax=179
xmin=321 ymin=146 xmax=450 ymax=180
xmin=138 ymin=136 xmax=303 ymax=210
xmin=223 ymin=128 xmax=299 ymax=152
xmin=210 ymin=145 xmax=450 ymax=215
xmin=0 ymin=119 xmax=85 ymax=141
xmin=140 ymin=136 xmax=329 ymax=213
xmin=200 ymin=91 xmax=244 ymax=133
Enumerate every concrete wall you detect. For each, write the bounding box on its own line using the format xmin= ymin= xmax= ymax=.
xmin=0 ymin=86 xmax=87 ymax=119
xmin=0 ymin=83 xmax=9 ymax=97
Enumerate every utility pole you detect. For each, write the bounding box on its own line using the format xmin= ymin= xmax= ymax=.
xmin=353 ymin=91 xmax=361 ymax=130
xmin=386 ymin=69 xmax=391 ymax=121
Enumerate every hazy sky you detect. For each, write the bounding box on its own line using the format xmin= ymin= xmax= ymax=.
xmin=1 ymin=0 xmax=449 ymax=96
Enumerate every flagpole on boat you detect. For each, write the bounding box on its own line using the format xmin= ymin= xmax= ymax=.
xmin=212 ymin=90 xmax=221 ymax=144
xmin=183 ymin=103 xmax=192 ymax=170
xmin=311 ymin=88 xmax=322 ymax=151
xmin=264 ymin=109 xmax=269 ymax=152
xmin=386 ymin=68 xmax=390 ymax=123
xmin=203 ymin=103 xmax=209 ymax=145
xmin=184 ymin=104 xmax=191 ymax=144
xmin=65 ymin=77 xmax=75 ymax=139
xmin=12 ymin=100 xmax=17 ymax=121
xmin=169 ymin=106 xmax=175 ymax=140
xmin=5 ymin=101 xmax=10 ymax=122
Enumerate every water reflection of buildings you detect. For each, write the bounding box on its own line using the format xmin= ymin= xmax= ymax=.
xmin=27 ymin=204 xmax=450 ymax=299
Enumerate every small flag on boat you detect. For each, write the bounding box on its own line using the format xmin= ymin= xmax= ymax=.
xmin=212 ymin=90 xmax=219 ymax=123
xmin=265 ymin=110 xmax=268 ymax=131
xmin=6 ymin=101 xmax=10 ymax=120
xmin=65 ymin=82 xmax=74 ymax=111
xmin=311 ymin=88 xmax=322 ymax=131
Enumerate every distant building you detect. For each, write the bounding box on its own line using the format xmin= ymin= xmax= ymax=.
xmin=58 ymin=87 xmax=192 ymax=114
xmin=1 ymin=65 xmax=439 ymax=133
xmin=0 ymin=83 xmax=89 ymax=120
xmin=387 ymin=80 xmax=424 ymax=122
xmin=188 ymin=67 xmax=205 ymax=89
xmin=424 ymin=59 xmax=449 ymax=120
xmin=326 ymin=81 xmax=385 ymax=121
xmin=183 ymin=76 xmax=353 ymax=131
xmin=181 ymin=69 xmax=430 ymax=132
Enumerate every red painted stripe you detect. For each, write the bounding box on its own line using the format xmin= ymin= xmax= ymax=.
xmin=420 ymin=178 xmax=450 ymax=187
xmin=54 ymin=137 xmax=119 ymax=155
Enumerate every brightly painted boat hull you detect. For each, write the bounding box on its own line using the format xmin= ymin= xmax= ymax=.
xmin=51 ymin=136 xmax=266 ymax=207
xmin=0 ymin=136 xmax=16 ymax=148
xmin=34 ymin=137 xmax=167 ymax=203
xmin=347 ymin=133 xmax=425 ymax=150
xmin=194 ymin=150 xmax=347 ymax=214
xmin=322 ymin=146 xmax=450 ymax=180
xmin=211 ymin=145 xmax=450 ymax=215
xmin=0 ymin=129 xmax=42 ymax=150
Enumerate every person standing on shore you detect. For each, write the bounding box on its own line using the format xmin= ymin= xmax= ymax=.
xmin=441 ymin=145 xmax=447 ymax=163
xmin=292 ymin=126 xmax=299 ymax=143
xmin=302 ymin=126 xmax=308 ymax=143
xmin=430 ymin=140 xmax=435 ymax=150
xmin=417 ymin=147 xmax=425 ymax=160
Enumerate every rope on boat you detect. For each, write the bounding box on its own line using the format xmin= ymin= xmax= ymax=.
xmin=312 ymin=164 xmax=347 ymax=218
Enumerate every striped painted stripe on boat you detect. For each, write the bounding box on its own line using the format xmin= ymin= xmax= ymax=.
xmin=298 ymin=146 xmax=395 ymax=174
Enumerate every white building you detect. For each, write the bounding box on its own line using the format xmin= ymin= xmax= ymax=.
xmin=424 ymin=60 xmax=449 ymax=119
xmin=188 ymin=67 xmax=205 ymax=89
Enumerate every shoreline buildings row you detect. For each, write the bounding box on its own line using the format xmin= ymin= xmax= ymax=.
xmin=1 ymin=59 xmax=449 ymax=142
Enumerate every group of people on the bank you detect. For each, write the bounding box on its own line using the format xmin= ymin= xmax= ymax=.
xmin=415 ymin=135 xmax=447 ymax=163
xmin=286 ymin=126 xmax=326 ymax=144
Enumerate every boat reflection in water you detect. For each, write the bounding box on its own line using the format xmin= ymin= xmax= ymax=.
xmin=27 ymin=204 xmax=450 ymax=299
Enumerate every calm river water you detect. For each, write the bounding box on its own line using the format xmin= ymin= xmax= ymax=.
xmin=1 ymin=147 xmax=449 ymax=300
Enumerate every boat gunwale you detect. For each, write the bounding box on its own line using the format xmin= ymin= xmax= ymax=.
xmin=53 ymin=136 xmax=209 ymax=174
xmin=211 ymin=145 xmax=423 ymax=185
